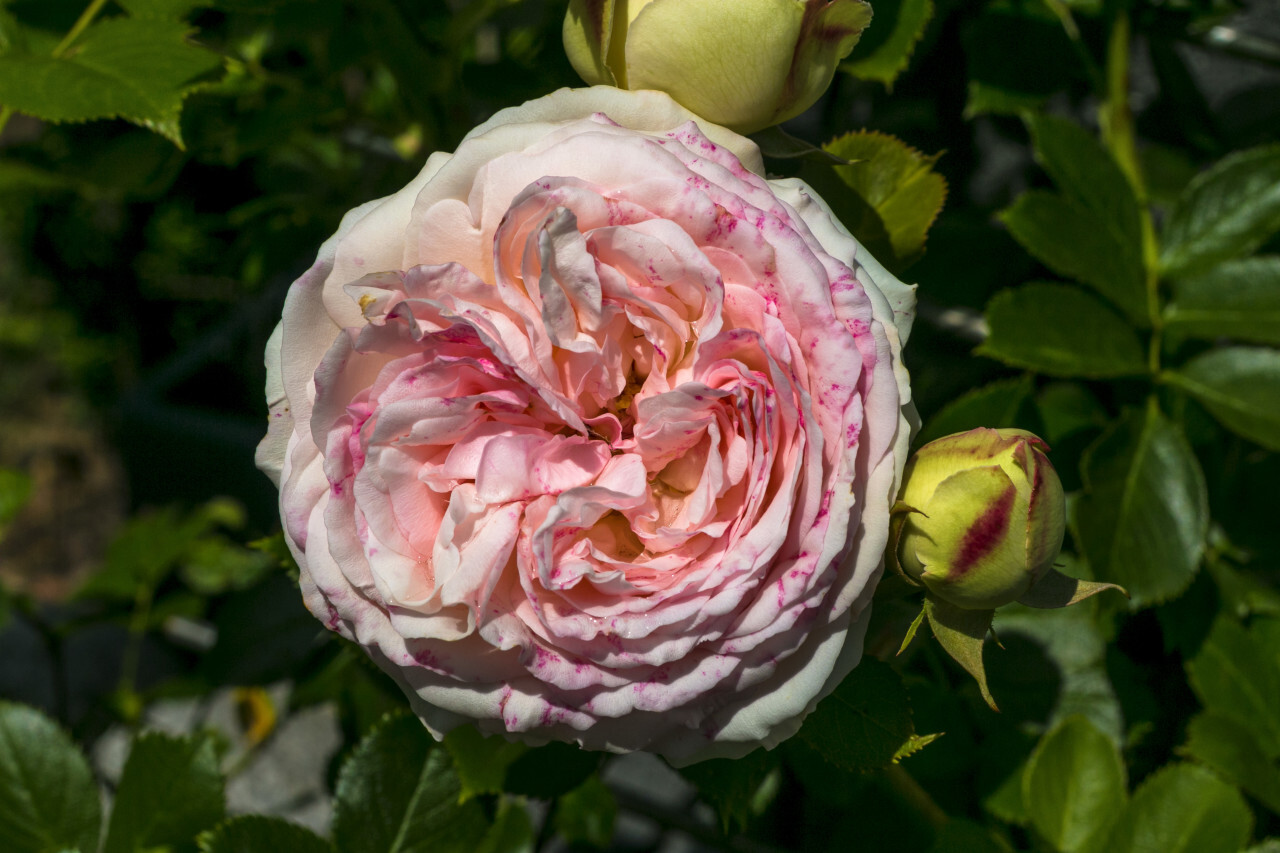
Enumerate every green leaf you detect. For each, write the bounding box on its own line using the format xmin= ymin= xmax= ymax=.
xmin=1099 ymin=763 xmax=1252 ymax=853
xmin=0 ymin=703 xmax=101 ymax=853
xmin=332 ymin=713 xmax=488 ymax=853
xmin=893 ymin=732 xmax=943 ymax=763
xmin=1186 ymin=616 xmax=1280 ymax=758
xmin=1166 ymin=347 xmax=1280 ymax=450
xmin=1023 ymin=716 xmax=1126 ymax=853
xmin=442 ymin=726 xmax=527 ymax=801
xmin=841 ymin=0 xmax=934 ymax=86
xmin=1182 ymin=712 xmax=1280 ymax=813
xmin=553 ymin=776 xmax=617 ymax=849
xmin=999 ymin=191 xmax=1147 ymax=324
xmin=916 ymin=375 xmax=1038 ymax=447
xmin=103 ymin=731 xmax=225 ymax=853
xmin=825 ymin=130 xmax=947 ymax=268
xmin=1025 ymin=114 xmax=1144 ymax=258
xmin=799 ymin=656 xmax=914 ymax=772
xmin=0 ymin=18 xmax=222 ymax=146
xmin=476 ymin=800 xmax=535 ymax=853
xmin=1166 ymin=257 xmax=1280 ymax=346
xmin=979 ymin=283 xmax=1148 ymax=378
xmin=1072 ymin=406 xmax=1207 ymax=608
xmin=1161 ymin=144 xmax=1280 ymax=277
xmin=681 ymin=748 xmax=781 ymax=832
xmin=198 ymin=815 xmax=332 ymax=853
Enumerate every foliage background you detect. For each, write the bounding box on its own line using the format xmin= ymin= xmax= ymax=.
xmin=1 ymin=0 xmax=1279 ymax=851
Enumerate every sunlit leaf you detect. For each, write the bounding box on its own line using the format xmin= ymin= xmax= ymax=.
xmin=332 ymin=713 xmax=489 ymax=853
xmin=1161 ymin=144 xmax=1280 ymax=277
xmin=1166 ymin=347 xmax=1280 ymax=450
xmin=0 ymin=18 xmax=222 ymax=146
xmin=103 ymin=731 xmax=225 ymax=853
xmin=824 ymin=130 xmax=947 ymax=268
xmin=1182 ymin=712 xmax=1280 ymax=814
xmin=0 ymin=703 xmax=101 ymax=853
xmin=841 ymin=0 xmax=934 ymax=86
xmin=979 ymin=283 xmax=1148 ymax=378
xmin=1186 ymin=616 xmax=1280 ymax=758
xmin=1073 ymin=406 xmax=1207 ymax=607
xmin=1023 ymin=716 xmax=1126 ymax=853
xmin=198 ymin=815 xmax=331 ymax=853
xmin=1166 ymin=257 xmax=1280 ymax=346
xmin=1097 ymin=763 xmax=1252 ymax=853
xmin=999 ymin=191 xmax=1146 ymax=325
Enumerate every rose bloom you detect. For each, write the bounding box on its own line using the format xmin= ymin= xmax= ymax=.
xmin=257 ymin=88 xmax=914 ymax=764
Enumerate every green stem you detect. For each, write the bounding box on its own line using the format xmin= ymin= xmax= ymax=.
xmin=1099 ymin=11 xmax=1163 ymax=373
xmin=0 ymin=0 xmax=110 ymax=137
xmin=881 ymin=764 xmax=949 ymax=831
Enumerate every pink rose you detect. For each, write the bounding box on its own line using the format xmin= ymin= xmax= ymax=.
xmin=256 ymin=87 xmax=914 ymax=764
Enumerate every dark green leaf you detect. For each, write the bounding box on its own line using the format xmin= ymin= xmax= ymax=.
xmin=442 ymin=725 xmax=527 ymax=801
xmin=1000 ymin=191 xmax=1147 ymax=324
xmin=554 ymin=776 xmax=617 ymax=849
xmin=962 ymin=10 xmax=1079 ymax=114
xmin=0 ymin=703 xmax=101 ymax=853
xmin=198 ymin=815 xmax=332 ymax=853
xmin=799 ymin=657 xmax=914 ymax=772
xmin=1099 ymin=763 xmax=1252 ymax=853
xmin=1166 ymin=347 xmax=1280 ymax=450
xmin=1182 ymin=712 xmax=1280 ymax=813
xmin=1186 ymin=616 xmax=1280 ymax=758
xmin=926 ymin=820 xmax=1009 ymax=853
xmin=1025 ymin=113 xmax=1143 ymax=258
xmin=1161 ymin=144 xmax=1280 ymax=277
xmin=825 ymin=131 xmax=947 ymax=268
xmin=1166 ymin=257 xmax=1280 ymax=346
xmin=979 ymin=283 xmax=1148 ymax=378
xmin=681 ymin=748 xmax=781 ymax=832
xmin=1073 ymin=406 xmax=1208 ymax=607
xmin=841 ymin=0 xmax=934 ymax=86
xmin=476 ymin=800 xmax=535 ymax=853
xmin=333 ymin=713 xmax=489 ymax=853
xmin=103 ymin=731 xmax=225 ymax=853
xmin=117 ymin=0 xmax=205 ymax=19
xmin=993 ymin=588 xmax=1124 ymax=742
xmin=1036 ymin=383 xmax=1109 ymax=444
xmin=504 ymin=741 xmax=601 ymax=800
xmin=916 ymin=375 xmax=1038 ymax=447
xmin=1023 ymin=716 xmax=1126 ymax=853
xmin=0 ymin=18 xmax=222 ymax=146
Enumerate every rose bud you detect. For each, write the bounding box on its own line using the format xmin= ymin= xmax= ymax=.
xmin=563 ymin=0 xmax=872 ymax=134
xmin=891 ymin=428 xmax=1066 ymax=611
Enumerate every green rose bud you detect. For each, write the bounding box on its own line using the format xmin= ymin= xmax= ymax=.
xmin=563 ymin=0 xmax=872 ymax=134
xmin=892 ymin=428 xmax=1066 ymax=611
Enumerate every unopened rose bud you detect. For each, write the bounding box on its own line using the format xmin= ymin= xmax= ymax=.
xmin=892 ymin=428 xmax=1066 ymax=611
xmin=563 ymin=0 xmax=872 ymax=134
